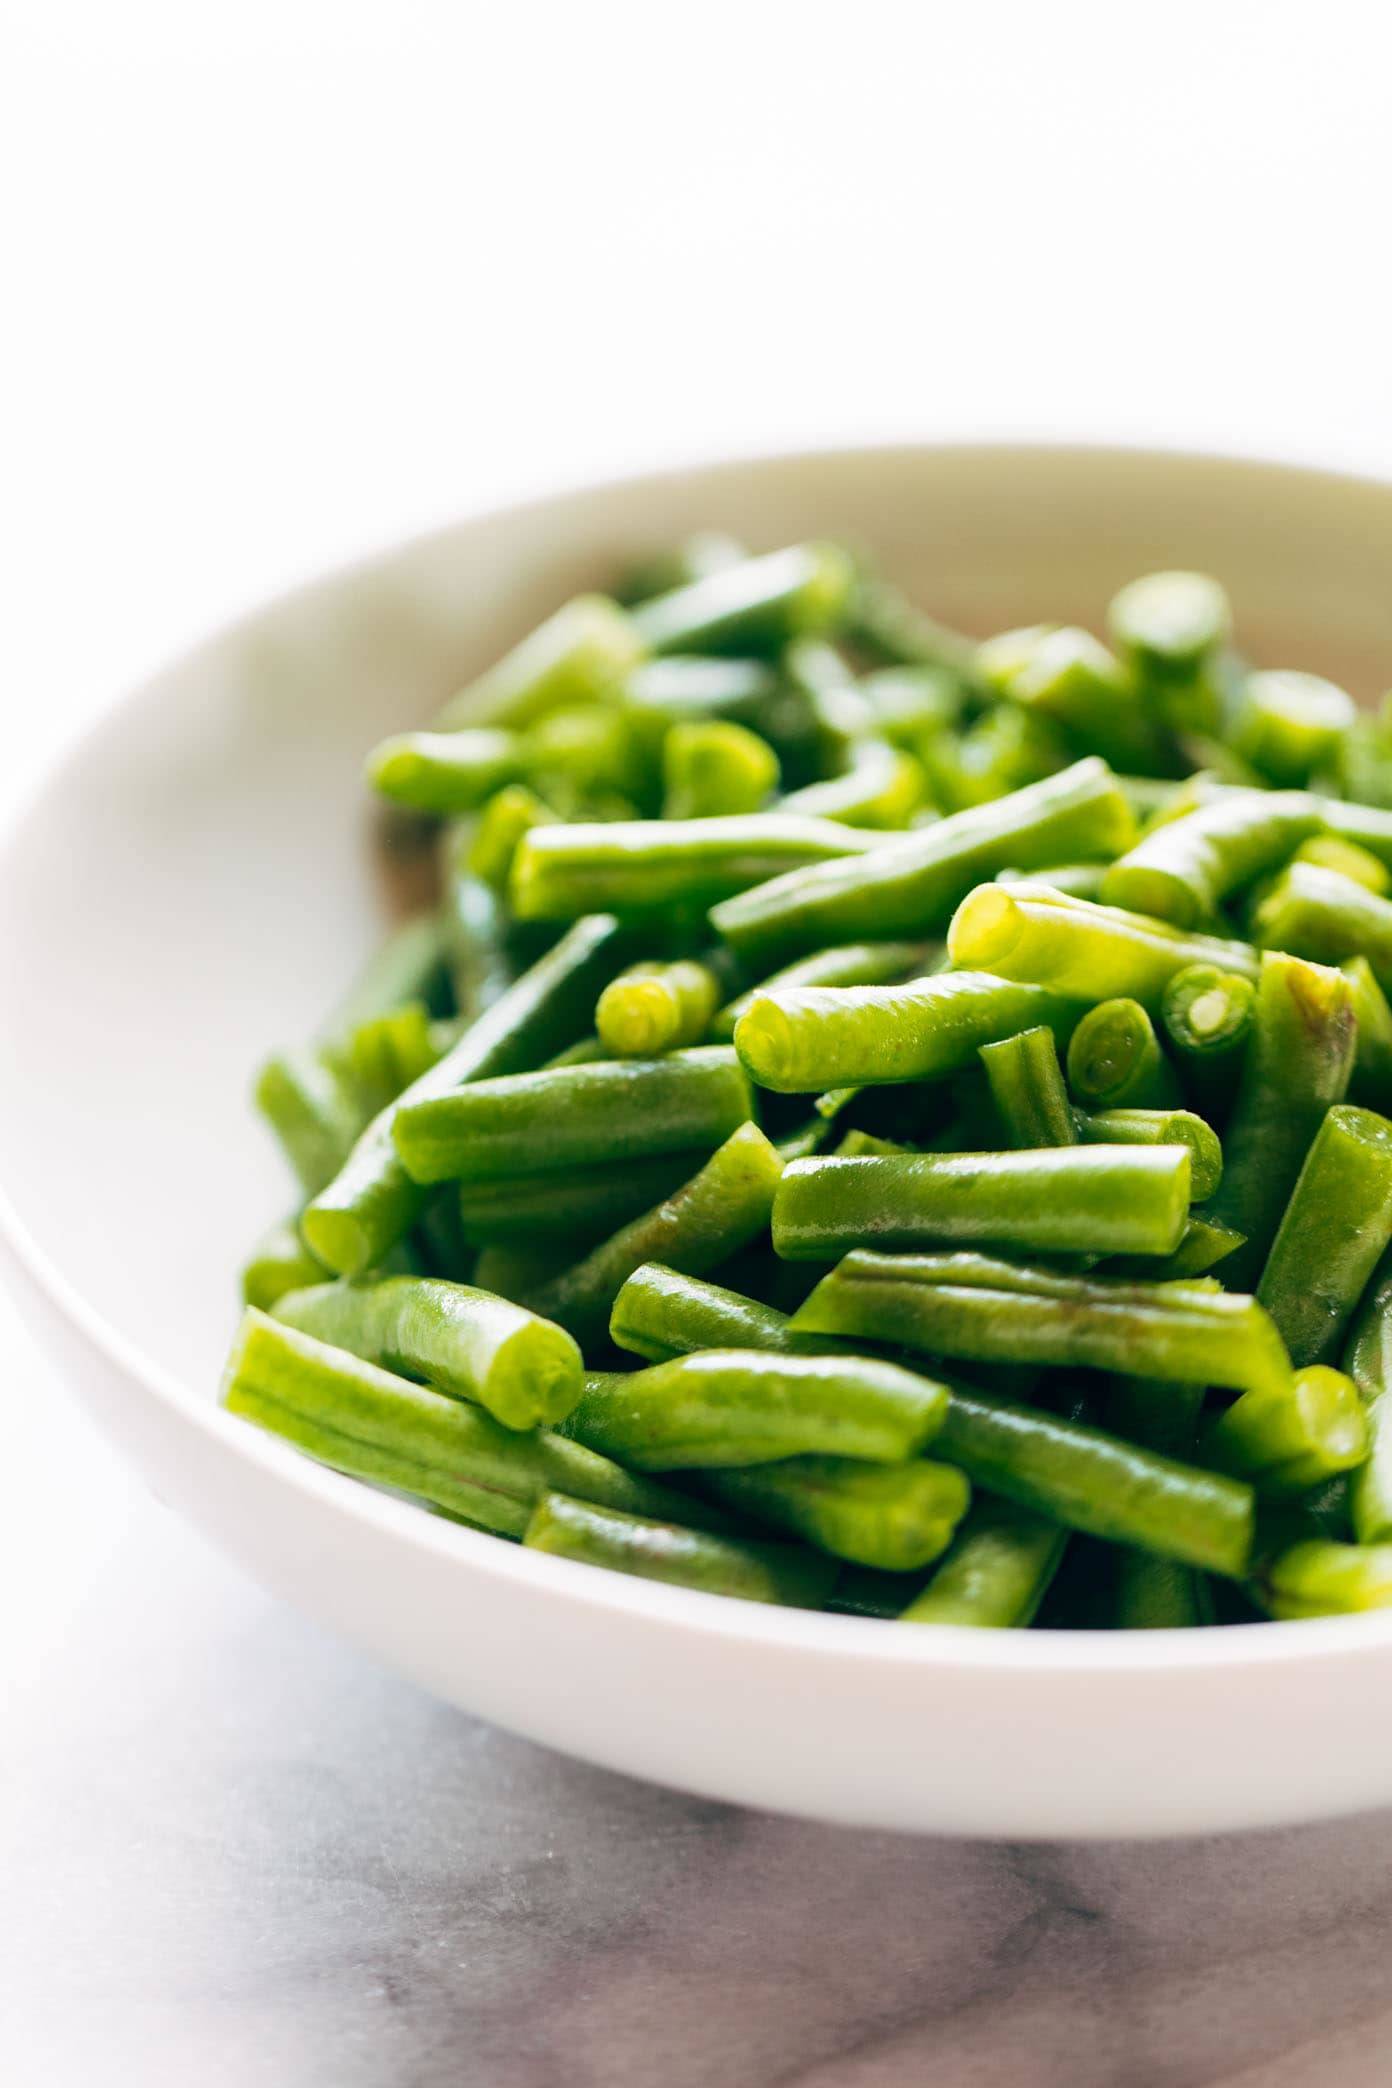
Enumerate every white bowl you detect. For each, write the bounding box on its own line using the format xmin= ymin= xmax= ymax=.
xmin=6 ymin=442 xmax=1392 ymax=1840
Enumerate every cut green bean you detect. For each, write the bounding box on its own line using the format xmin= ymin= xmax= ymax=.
xmin=781 ymin=738 xmax=926 ymax=830
xmin=442 ymin=846 xmax=515 ymax=1022
xmin=792 ymin=1250 xmax=1292 ymax=1400
xmin=1001 ymin=862 xmax=1109 ymax=901
xmin=609 ymin=1262 xmax=802 ymax=1363
xmin=561 ymin=1348 xmax=950 ymax=1468
xmin=710 ymin=757 xmax=1136 ymax=964
xmin=223 ymin=1310 xmax=730 ymax=1536
xmin=1101 ymin=789 xmax=1317 ymax=929
xmin=1207 ymin=951 xmax=1356 ymax=1286
xmin=522 ymin=1122 xmax=783 ymax=1344
xmin=1351 ymin=1393 xmax=1392 ymax=1544
xmin=303 ymin=914 xmax=633 ymax=1277
xmin=468 ymin=786 xmax=561 ymax=892
xmin=898 ymin=1503 xmax=1067 ymax=1627
xmin=734 ymin=969 xmax=1081 ymax=1094
xmin=1066 ymin=997 xmax=1180 ymax=1111
xmin=241 ymin=1217 xmax=329 ymax=1313
xmin=949 ymin=881 xmax=1258 ymax=1009
xmin=1201 ymin=1365 xmax=1368 ymax=1498
xmin=434 ymin=595 xmax=647 ymax=732
xmin=772 ymin=1147 xmax=1190 ymax=1261
xmin=1102 ymin=1377 xmax=1209 ymax=1626
xmin=713 ymin=939 xmax=930 ymax=1040
xmin=1108 ymin=570 xmax=1231 ymax=686
xmin=979 ymin=1026 xmax=1077 ymax=1148
xmin=524 ymin=1491 xmax=833 ymax=1607
xmin=394 ymin=1044 xmax=751 ymax=1186
xmin=1159 ymin=962 xmax=1256 ymax=1109
xmin=255 ymin=1050 xmax=367 ymax=1199
xmin=367 ymin=728 xmax=522 ymax=815
xmin=932 ymin=1379 xmax=1254 ymax=1577
xmin=1077 ymin=1108 xmax=1222 ymax=1202
xmin=327 ymin=1002 xmax=442 ymax=1119
xmin=629 ymin=543 xmax=855 ymax=656
xmin=1256 ymin=1105 xmax=1392 ymax=1366
xmin=1255 ymin=1539 xmax=1392 ymax=1618
xmin=272 ymin=1275 xmax=582 ymax=1431
xmin=456 ymin=1152 xmax=696 ymax=1249
xmin=706 ymin=1456 xmax=970 ymax=1572
xmin=987 ymin=624 xmax=1165 ymax=774
xmin=1233 ymin=670 xmax=1357 ymax=787
xmin=1253 ymin=861 xmax=1392 ymax=992
xmin=595 ymin=960 xmax=723 ymax=1058
xmin=661 ymin=720 xmax=780 ymax=820
xmin=510 ymin=812 xmax=878 ymax=922
xmin=1104 ymin=1213 xmax=1245 ymax=1282
xmin=1344 ymin=1249 xmax=1392 ymax=1405
xmin=1294 ymin=834 xmax=1391 ymax=895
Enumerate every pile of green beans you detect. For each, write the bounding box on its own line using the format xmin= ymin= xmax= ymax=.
xmin=232 ymin=535 xmax=1392 ymax=1626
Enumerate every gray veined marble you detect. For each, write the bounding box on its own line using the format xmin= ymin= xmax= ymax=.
xmin=7 ymin=1393 xmax=1392 ymax=2088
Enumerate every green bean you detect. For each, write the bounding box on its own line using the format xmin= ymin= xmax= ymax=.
xmin=241 ymin=1217 xmax=329 ymax=1313
xmin=1256 ymin=1105 xmax=1392 ymax=1366
xmin=713 ymin=940 xmax=930 ymax=1041
xmin=836 ymin=1130 xmax=912 ymax=1158
xmin=367 ymin=728 xmax=522 ymax=815
xmin=441 ymin=840 xmax=515 ymax=1020
xmin=1233 ymin=670 xmax=1357 ymax=787
xmin=1101 ymin=790 xmax=1317 ymax=929
xmin=711 ymin=757 xmax=1135 ymax=964
xmin=223 ymin=1309 xmax=731 ymax=1536
xmin=932 ymin=1379 xmax=1254 ymax=1577
xmin=393 ymin=1044 xmax=751 ymax=1186
xmin=791 ymin=1250 xmax=1292 ymax=1399
xmin=609 ymin=1262 xmax=802 ymax=1363
xmin=1104 ymin=1212 xmax=1245 ymax=1281
xmin=1066 ymin=997 xmax=1180 ymax=1111
xmin=1255 ymin=1539 xmax=1392 ymax=1618
xmin=560 ymin=1348 xmax=951 ymax=1468
xmin=1201 ymin=1365 xmax=1368 ymax=1498
xmin=987 ymin=624 xmax=1166 ymax=774
xmin=619 ymin=657 xmax=783 ymax=754
xmin=1207 ymin=951 xmax=1356 ymax=1286
xmin=629 ymin=543 xmax=855 ymax=656
xmin=456 ymin=1151 xmax=696 ymax=1249
xmin=949 ymin=881 xmax=1258 ymax=1009
xmin=1253 ymin=861 xmax=1392 ymax=991
xmin=303 ymin=914 xmax=633 ymax=1277
xmin=1107 ymin=570 xmax=1231 ymax=687
xmin=1351 ymin=1394 xmax=1392 ymax=1544
xmin=849 ymin=571 xmax=981 ymax=685
xmin=1001 ymin=862 xmax=1109 ymax=901
xmin=523 ymin=1491 xmax=834 ymax=1607
xmin=595 ymin=960 xmax=724 ymax=1057
xmin=898 ymin=1503 xmax=1067 ymax=1626
xmin=545 ymin=1033 xmax=608 ymax=1069
xmin=254 ymin=1050 xmax=367 ymax=1198
xmin=521 ymin=702 xmax=653 ymax=807
xmin=857 ymin=664 xmax=962 ymax=746
xmin=521 ymin=1122 xmax=784 ymax=1344
xmin=1293 ymin=834 xmax=1391 ymax=895
xmin=1102 ymin=1377 xmax=1209 ymax=1626
xmin=771 ymin=1147 xmax=1191 ymax=1261
xmin=615 ymin=531 xmax=748 ymax=605
xmin=979 ymin=1026 xmax=1077 ymax=1148
xmin=510 ymin=812 xmax=877 ymax=923
xmin=781 ymin=738 xmax=926 ymax=830
xmin=922 ymin=704 xmax=1066 ymax=813
xmin=1076 ymin=1108 xmax=1221 ymax=1201
xmin=1344 ymin=1249 xmax=1392 ymax=1404
xmin=272 ymin=1274 xmax=583 ymax=1430
xmin=782 ymin=637 xmax=876 ymax=767
xmin=1315 ymin=794 xmax=1392 ymax=868
xmin=1159 ymin=962 xmax=1256 ymax=1109
xmin=433 ymin=595 xmax=646 ymax=731
xmin=734 ymin=970 xmax=1080 ymax=1094
xmin=661 ymin=719 xmax=780 ymax=819
xmin=327 ymin=1002 xmax=442 ymax=1119
xmin=705 ymin=1456 xmax=970 ymax=1572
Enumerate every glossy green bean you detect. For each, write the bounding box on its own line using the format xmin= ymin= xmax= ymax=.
xmin=1201 ymin=1365 xmax=1368 ymax=1498
xmin=1293 ymin=834 xmax=1390 ymax=894
xmin=734 ymin=970 xmax=1080 ymax=1094
xmin=771 ymin=1147 xmax=1191 ymax=1261
xmin=1104 ymin=1213 xmax=1245 ymax=1281
xmin=327 ymin=1002 xmax=442 ymax=1119
xmin=629 ymin=543 xmax=855 ymax=656
xmin=393 ymin=1044 xmax=751 ymax=1185
xmin=1000 ymin=862 xmax=1109 ymax=901
xmin=1107 ymin=570 xmax=1230 ymax=686
xmin=1256 ymin=1105 xmax=1392 ymax=1366
xmin=781 ymin=738 xmax=926 ymax=830
xmin=467 ymin=786 xmax=562 ymax=892
xmin=791 ymin=1250 xmax=1292 ymax=1399
xmin=523 ymin=1491 xmax=834 ymax=1607
xmin=713 ymin=939 xmax=931 ymax=1041
xmin=367 ymin=728 xmax=522 ymax=814
xmin=706 ymin=1456 xmax=970 ymax=1572
xmin=933 ymin=1380 xmax=1255 ymax=1577
xmin=978 ymin=1026 xmax=1077 ymax=1147
xmin=661 ymin=719 xmax=780 ymax=819
xmin=609 ymin=1262 xmax=801 ymax=1363
xmin=1253 ymin=861 xmax=1392 ymax=991
xmin=1207 ymin=952 xmax=1356 ymax=1286
xmin=523 ymin=1122 xmax=784 ymax=1344
xmin=1076 ymin=1108 xmax=1221 ymax=1201
xmin=1102 ymin=1377 xmax=1209 ymax=1626
xmin=1256 ymin=1538 xmax=1392 ymax=1617
xmin=254 ymin=1049 xmax=367 ymax=1198
xmin=986 ymin=624 xmax=1166 ymax=774
xmin=560 ymin=1348 xmax=950 ymax=1468
xmin=241 ymin=1217 xmax=329 ymax=1313
xmin=1101 ymin=789 xmax=1317 ymax=929
xmin=1065 ymin=997 xmax=1180 ymax=1110
xmin=1344 ymin=1249 xmax=1392 ymax=1405
xmin=1159 ymin=962 xmax=1256 ymax=1108
xmin=948 ymin=881 xmax=1258 ymax=1009
xmin=456 ymin=1152 xmax=696 ymax=1249
xmin=710 ymin=758 xmax=1135 ymax=964
xmin=223 ymin=1310 xmax=730 ymax=1536
xmin=1233 ymin=670 xmax=1357 ymax=787
xmin=595 ymin=960 xmax=724 ymax=1057
xmin=433 ymin=595 xmax=646 ymax=732
xmin=898 ymin=1503 xmax=1067 ymax=1626
xmin=272 ymin=1275 xmax=582 ymax=1430
xmin=510 ymin=812 xmax=877 ymax=922
xmin=302 ymin=914 xmax=633 ymax=1277
xmin=1351 ymin=1393 xmax=1392 ymax=1544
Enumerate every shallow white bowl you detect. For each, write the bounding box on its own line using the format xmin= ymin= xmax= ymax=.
xmin=6 ymin=443 xmax=1392 ymax=1839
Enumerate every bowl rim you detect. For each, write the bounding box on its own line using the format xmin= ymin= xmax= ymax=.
xmin=8 ymin=432 xmax=1392 ymax=1679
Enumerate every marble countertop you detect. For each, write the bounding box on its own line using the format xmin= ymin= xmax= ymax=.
xmin=8 ymin=1308 xmax=1392 ymax=2088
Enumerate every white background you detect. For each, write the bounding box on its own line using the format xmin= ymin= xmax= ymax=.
xmin=2 ymin=3 xmax=1391 ymax=2075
